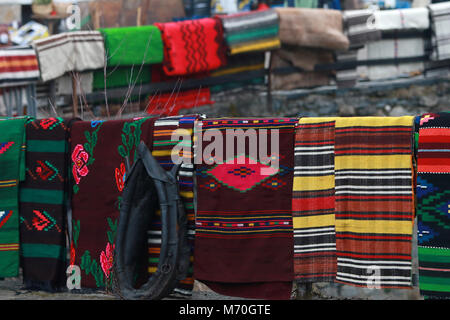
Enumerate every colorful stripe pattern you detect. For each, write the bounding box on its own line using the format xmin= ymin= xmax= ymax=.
xmin=334 ymin=117 xmax=415 ymax=289
xmin=0 ymin=117 xmax=28 ymax=277
xmin=148 ymin=115 xmax=198 ymax=296
xmin=218 ymin=9 xmax=281 ymax=55
xmin=0 ymin=47 xmax=39 ymax=88
xmin=194 ymin=118 xmax=297 ymax=299
xmin=293 ymin=119 xmax=337 ymax=282
xmin=417 ymin=112 xmax=450 ymax=298
xmin=19 ymin=118 xmax=71 ymax=291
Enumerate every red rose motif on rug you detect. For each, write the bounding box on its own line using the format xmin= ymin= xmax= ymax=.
xmin=100 ymin=242 xmax=115 ymax=279
xmin=72 ymin=144 xmax=89 ymax=184
xmin=115 ymin=163 xmax=126 ymax=192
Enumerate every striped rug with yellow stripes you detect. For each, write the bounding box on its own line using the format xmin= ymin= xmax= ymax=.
xmin=293 ymin=119 xmax=337 ymax=282
xmin=333 ymin=116 xmax=415 ymax=288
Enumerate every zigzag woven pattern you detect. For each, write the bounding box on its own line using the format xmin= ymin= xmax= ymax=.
xmin=333 ymin=117 xmax=415 ymax=288
xmin=417 ymin=112 xmax=450 ymax=299
xmin=292 ymin=119 xmax=337 ymax=282
xmin=155 ymin=18 xmax=227 ymax=76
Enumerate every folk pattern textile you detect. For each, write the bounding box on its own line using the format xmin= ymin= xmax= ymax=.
xmin=417 ymin=112 xmax=450 ymax=299
xmin=194 ymin=118 xmax=297 ymax=299
xmin=293 ymin=119 xmax=337 ymax=283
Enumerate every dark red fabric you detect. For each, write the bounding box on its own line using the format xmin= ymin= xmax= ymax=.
xmin=155 ymin=18 xmax=227 ymax=76
xmin=194 ymin=118 xmax=297 ymax=300
xmin=70 ymin=118 xmax=156 ymax=289
xmin=146 ymin=88 xmax=214 ymax=116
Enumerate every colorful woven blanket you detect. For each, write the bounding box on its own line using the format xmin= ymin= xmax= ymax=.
xmin=155 ymin=18 xmax=227 ymax=76
xmin=92 ymin=66 xmax=152 ymax=90
xmin=194 ymin=118 xmax=297 ymax=299
xmin=0 ymin=46 xmax=40 ymax=88
xmin=217 ymin=9 xmax=281 ymax=55
xmin=429 ymin=2 xmax=450 ymax=61
xmin=333 ymin=117 xmax=414 ymax=289
xmin=19 ymin=118 xmax=73 ymax=291
xmin=147 ymin=115 xmax=199 ymax=296
xmin=99 ymin=26 xmax=163 ymax=67
xmin=0 ymin=117 xmax=28 ymax=278
xmin=275 ymin=8 xmax=349 ymax=51
xmin=33 ymin=31 xmax=105 ymax=82
xmin=293 ymin=119 xmax=337 ymax=283
xmin=70 ymin=118 xmax=156 ymax=288
xmin=417 ymin=112 xmax=450 ymax=298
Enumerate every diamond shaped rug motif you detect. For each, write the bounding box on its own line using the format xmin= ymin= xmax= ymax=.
xmin=206 ymin=154 xmax=278 ymax=192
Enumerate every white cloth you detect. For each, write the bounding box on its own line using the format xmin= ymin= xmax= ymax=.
xmin=33 ymin=31 xmax=105 ymax=82
xmin=373 ymin=7 xmax=430 ymax=31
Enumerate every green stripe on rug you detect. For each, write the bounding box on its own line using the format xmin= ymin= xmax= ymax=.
xmin=20 ymin=243 xmax=65 ymax=260
xmin=27 ymin=140 xmax=66 ymax=153
xmin=226 ymin=26 xmax=279 ymax=44
xmin=20 ymin=188 xmax=64 ymax=205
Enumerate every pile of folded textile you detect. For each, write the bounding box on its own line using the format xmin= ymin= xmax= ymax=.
xmin=271 ymin=7 xmax=349 ymax=90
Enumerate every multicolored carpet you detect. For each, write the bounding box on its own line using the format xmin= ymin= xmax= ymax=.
xmin=194 ymin=118 xmax=297 ymax=299
xmin=147 ymin=115 xmax=198 ymax=296
xmin=70 ymin=118 xmax=156 ymax=288
xmin=417 ymin=112 xmax=450 ymax=298
xmin=293 ymin=118 xmax=337 ymax=282
xmin=0 ymin=116 xmax=28 ymax=278
xmin=19 ymin=118 xmax=73 ymax=291
xmin=333 ymin=117 xmax=415 ymax=289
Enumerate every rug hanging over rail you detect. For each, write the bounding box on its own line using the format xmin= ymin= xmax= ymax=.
xmin=0 ymin=116 xmax=28 ymax=277
xmin=70 ymin=117 xmax=156 ymax=289
xmin=217 ymin=9 xmax=281 ymax=55
xmin=147 ymin=115 xmax=199 ymax=296
xmin=293 ymin=118 xmax=337 ymax=283
xmin=417 ymin=112 xmax=450 ymax=299
xmin=0 ymin=46 xmax=40 ymax=88
xmin=99 ymin=26 xmax=164 ymax=66
xmin=155 ymin=18 xmax=227 ymax=76
xmin=19 ymin=118 xmax=75 ymax=291
xmin=333 ymin=116 xmax=415 ymax=289
xmin=194 ymin=118 xmax=297 ymax=299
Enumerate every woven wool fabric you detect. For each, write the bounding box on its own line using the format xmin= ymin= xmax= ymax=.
xmin=293 ymin=119 xmax=337 ymax=283
xmin=373 ymin=8 xmax=430 ymax=32
xmin=33 ymin=31 xmax=105 ymax=82
xmin=210 ymin=52 xmax=266 ymax=92
xmin=270 ymin=51 xmax=331 ymax=90
xmin=416 ymin=112 xmax=450 ymax=299
xmin=99 ymin=26 xmax=163 ymax=67
xmin=147 ymin=115 xmax=198 ymax=295
xmin=365 ymin=38 xmax=426 ymax=81
xmin=194 ymin=118 xmax=297 ymax=299
xmin=429 ymin=2 xmax=450 ymax=61
xmin=19 ymin=118 xmax=73 ymax=291
xmin=0 ymin=117 xmax=28 ymax=277
xmin=0 ymin=46 xmax=40 ymax=88
xmin=337 ymin=10 xmax=381 ymax=88
xmin=275 ymin=8 xmax=349 ymax=51
xmin=217 ymin=9 xmax=281 ymax=55
xmin=92 ymin=66 xmax=152 ymax=90
xmin=146 ymin=88 xmax=214 ymax=116
xmin=333 ymin=116 xmax=415 ymax=289
xmin=70 ymin=117 xmax=156 ymax=288
xmin=155 ymin=18 xmax=227 ymax=76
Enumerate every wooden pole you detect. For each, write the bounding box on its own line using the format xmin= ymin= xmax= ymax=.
xmin=72 ymin=72 xmax=79 ymax=117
